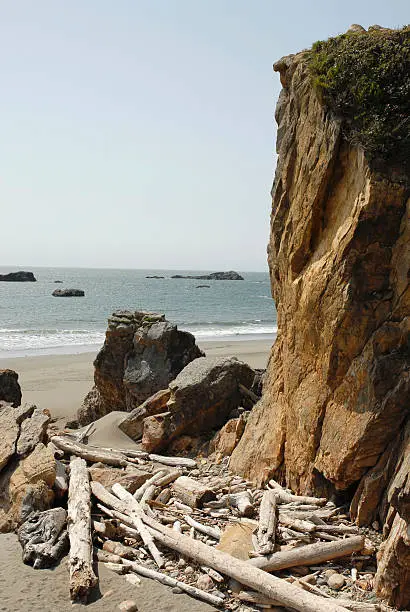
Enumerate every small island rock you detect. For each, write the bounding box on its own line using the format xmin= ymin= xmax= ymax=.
xmin=0 ymin=271 xmax=36 ymax=282
xmin=171 ymin=271 xmax=243 ymax=281
xmin=52 ymin=289 xmax=85 ymax=297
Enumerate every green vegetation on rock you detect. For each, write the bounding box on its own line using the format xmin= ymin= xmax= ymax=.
xmin=308 ymin=27 xmax=410 ymax=168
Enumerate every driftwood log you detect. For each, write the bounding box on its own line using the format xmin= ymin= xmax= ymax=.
xmin=52 ymin=435 xmax=128 ymax=468
xmin=67 ymin=457 xmax=97 ymax=601
xmin=256 ymin=489 xmax=277 ymax=554
xmin=172 ymin=476 xmax=216 ymax=508
xmin=249 ymin=535 xmax=365 ymax=571
xmin=18 ymin=508 xmax=68 ymax=569
xmin=148 ymin=454 xmax=197 ymax=468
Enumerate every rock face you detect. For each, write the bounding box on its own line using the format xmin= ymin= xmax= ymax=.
xmin=229 ymin=49 xmax=409 ymax=607
xmin=78 ymin=311 xmax=203 ymax=425
xmin=140 ymin=356 xmax=255 ymax=452
xmin=0 ymin=271 xmax=36 ymax=282
xmin=171 ymin=271 xmax=243 ymax=280
xmin=0 ymin=370 xmax=22 ymax=407
xmin=52 ymin=288 xmax=85 ymax=297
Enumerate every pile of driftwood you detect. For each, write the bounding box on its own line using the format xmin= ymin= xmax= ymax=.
xmin=22 ymin=433 xmax=389 ymax=612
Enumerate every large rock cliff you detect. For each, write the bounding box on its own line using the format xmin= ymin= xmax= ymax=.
xmin=230 ymin=33 xmax=409 ymax=608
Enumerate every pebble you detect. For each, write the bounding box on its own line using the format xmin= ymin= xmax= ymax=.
xmin=102 ymin=589 xmax=114 ymax=598
xmin=177 ymin=558 xmax=187 ymax=568
xmin=125 ymin=574 xmax=141 ymax=586
xmin=324 ymin=569 xmax=337 ymax=579
xmin=118 ymin=601 xmax=138 ymax=612
xmin=327 ymin=573 xmax=346 ymax=590
xmin=165 ymin=562 xmax=174 ymax=570
xmin=196 ymin=574 xmax=214 ymax=591
xmin=184 ymin=566 xmax=195 ymax=575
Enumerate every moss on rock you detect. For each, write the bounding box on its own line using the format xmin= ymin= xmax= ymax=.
xmin=308 ymin=27 xmax=410 ymax=171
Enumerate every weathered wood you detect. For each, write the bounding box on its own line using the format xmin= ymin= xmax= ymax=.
xmin=103 ymin=540 xmax=138 ymax=560
xmin=279 ymin=513 xmax=317 ymax=533
xmin=138 ymin=512 xmax=350 ymax=612
xmin=184 ymin=515 xmax=221 ymax=540
xmin=274 ymin=490 xmax=327 ymax=506
xmin=67 ymin=457 xmax=97 ymax=601
xmin=205 ymin=491 xmax=255 ymax=517
xmin=155 ymin=469 xmax=181 ymax=487
xmin=95 ymin=548 xmax=122 ymax=564
xmin=133 ymin=470 xmax=166 ymax=501
xmin=18 ymin=508 xmax=68 ymax=569
xmin=249 ymin=535 xmax=364 ymax=572
xmin=110 ymin=483 xmax=164 ymax=568
xmin=121 ymin=559 xmax=225 ymax=607
xmin=52 ymin=435 xmax=128 ymax=468
xmin=95 ymin=504 xmax=142 ymax=540
xmin=257 ymin=490 xmax=277 ymax=554
xmin=172 ymin=476 xmax=216 ymax=508
xmin=148 ymin=453 xmax=197 ymax=468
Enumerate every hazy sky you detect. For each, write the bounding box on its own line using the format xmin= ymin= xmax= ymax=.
xmin=0 ymin=2 xmax=407 ymax=271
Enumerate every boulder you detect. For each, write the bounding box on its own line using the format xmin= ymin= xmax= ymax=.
xmin=17 ymin=407 xmax=50 ymax=456
xmin=0 ymin=369 xmax=22 ymax=407
xmin=209 ymin=415 xmax=246 ymax=463
xmin=0 ymin=271 xmax=36 ymax=282
xmin=78 ymin=311 xmax=203 ymax=425
xmin=119 ymin=389 xmax=171 ymax=441
xmin=141 ymin=356 xmax=255 ymax=452
xmin=0 ymin=443 xmax=56 ymax=532
xmin=52 ymin=288 xmax=85 ymax=297
xmin=0 ymin=403 xmax=35 ymax=471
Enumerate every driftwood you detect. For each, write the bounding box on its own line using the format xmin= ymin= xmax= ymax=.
xmin=94 ymin=482 xmax=164 ymax=568
xmin=103 ymin=539 xmax=139 ymax=560
xmin=18 ymin=508 xmax=68 ymax=568
xmin=249 ymin=535 xmax=365 ymax=571
xmin=67 ymin=457 xmax=97 ymax=601
xmin=133 ymin=470 xmax=166 ymax=501
xmin=155 ymin=469 xmax=181 ymax=487
xmin=184 ymin=515 xmax=221 ymax=540
xmin=121 ymin=559 xmax=225 ymax=607
xmin=274 ymin=490 xmax=327 ymax=506
xmin=137 ymin=512 xmax=350 ymax=612
xmin=96 ymin=504 xmax=142 ymax=540
xmin=279 ymin=513 xmax=317 ymax=533
xmin=206 ymin=491 xmax=255 ymax=517
xmin=51 ymin=435 xmax=128 ymax=468
xmin=172 ymin=476 xmax=216 ymax=508
xmin=257 ymin=490 xmax=277 ymax=554
xmin=93 ymin=483 xmax=350 ymax=612
xmin=148 ymin=453 xmax=197 ymax=468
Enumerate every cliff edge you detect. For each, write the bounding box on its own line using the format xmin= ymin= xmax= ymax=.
xmin=230 ymin=27 xmax=409 ymax=608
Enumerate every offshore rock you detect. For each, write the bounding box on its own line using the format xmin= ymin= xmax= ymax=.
xmin=78 ymin=311 xmax=203 ymax=425
xmin=0 ymin=271 xmax=36 ymax=282
xmin=229 ymin=47 xmax=409 ymax=607
xmin=0 ymin=370 xmax=22 ymax=407
xmin=52 ymin=288 xmax=85 ymax=297
xmin=141 ymin=356 xmax=254 ymax=452
xmin=171 ymin=271 xmax=243 ymax=280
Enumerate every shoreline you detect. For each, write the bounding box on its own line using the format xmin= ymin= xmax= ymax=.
xmin=1 ymin=338 xmax=273 ymax=420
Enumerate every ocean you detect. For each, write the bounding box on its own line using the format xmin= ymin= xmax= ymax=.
xmin=0 ymin=267 xmax=277 ymax=358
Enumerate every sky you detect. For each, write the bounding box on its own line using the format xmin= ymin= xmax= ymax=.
xmin=0 ymin=1 xmax=408 ymax=271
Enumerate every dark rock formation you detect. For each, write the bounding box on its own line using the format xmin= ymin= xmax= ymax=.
xmin=138 ymin=356 xmax=255 ymax=452
xmin=52 ymin=288 xmax=85 ymax=297
xmin=0 ymin=370 xmax=22 ymax=407
xmin=54 ymin=280 xmax=63 ymax=283
xmin=230 ymin=40 xmax=409 ymax=608
xmin=196 ymin=285 xmax=210 ymax=288
xmin=78 ymin=311 xmax=204 ymax=425
xmin=171 ymin=271 xmax=244 ymax=280
xmin=146 ymin=275 xmax=165 ymax=279
xmin=0 ymin=271 xmax=36 ymax=282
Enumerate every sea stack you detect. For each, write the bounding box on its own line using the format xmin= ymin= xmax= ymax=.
xmin=0 ymin=271 xmax=36 ymax=282
xmin=52 ymin=289 xmax=85 ymax=297
xmin=230 ymin=28 xmax=410 ymax=609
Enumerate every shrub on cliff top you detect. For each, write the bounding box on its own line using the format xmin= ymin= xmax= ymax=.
xmin=308 ymin=27 xmax=410 ymax=168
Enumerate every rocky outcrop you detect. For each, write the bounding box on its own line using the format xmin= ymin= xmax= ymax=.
xmin=171 ymin=271 xmax=244 ymax=280
xmin=78 ymin=311 xmax=203 ymax=425
xmin=0 ymin=271 xmax=36 ymax=281
xmin=229 ymin=44 xmax=409 ymax=608
xmin=52 ymin=288 xmax=85 ymax=297
xmin=140 ymin=356 xmax=254 ymax=452
xmin=0 ymin=370 xmax=22 ymax=407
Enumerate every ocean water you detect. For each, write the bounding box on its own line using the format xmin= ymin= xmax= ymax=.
xmin=0 ymin=267 xmax=277 ymax=358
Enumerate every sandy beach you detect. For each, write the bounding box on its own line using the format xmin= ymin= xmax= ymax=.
xmin=0 ymin=338 xmax=272 ymax=420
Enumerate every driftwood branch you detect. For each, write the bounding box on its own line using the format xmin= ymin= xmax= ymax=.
xmin=52 ymin=435 xmax=128 ymax=468
xmin=256 ymin=489 xmax=277 ymax=554
xmin=67 ymin=457 xmax=97 ymax=601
